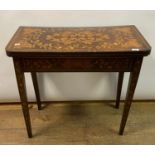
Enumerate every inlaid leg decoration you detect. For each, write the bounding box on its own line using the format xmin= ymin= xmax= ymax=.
xmin=119 ymin=58 xmax=143 ymax=135
xmin=116 ymin=72 xmax=124 ymax=109
xmin=31 ymin=72 xmax=41 ymax=110
xmin=13 ymin=58 xmax=32 ymax=138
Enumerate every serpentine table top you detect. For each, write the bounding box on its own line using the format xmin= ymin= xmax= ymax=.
xmin=6 ymin=25 xmax=151 ymax=57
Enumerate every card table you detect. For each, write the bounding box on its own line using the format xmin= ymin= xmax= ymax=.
xmin=6 ymin=25 xmax=151 ymax=138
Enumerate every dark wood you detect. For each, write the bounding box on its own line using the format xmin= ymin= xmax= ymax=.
xmin=6 ymin=26 xmax=151 ymax=137
xmin=119 ymin=57 xmax=143 ymax=135
xmin=31 ymin=72 xmax=41 ymax=110
xmin=13 ymin=58 xmax=32 ymax=138
xmin=116 ymin=72 xmax=124 ymax=108
xmin=22 ymin=57 xmax=133 ymax=72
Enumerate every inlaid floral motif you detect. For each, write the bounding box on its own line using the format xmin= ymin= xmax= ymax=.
xmin=12 ymin=26 xmax=145 ymax=52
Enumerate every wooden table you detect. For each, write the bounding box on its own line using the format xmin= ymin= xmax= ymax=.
xmin=6 ymin=25 xmax=151 ymax=138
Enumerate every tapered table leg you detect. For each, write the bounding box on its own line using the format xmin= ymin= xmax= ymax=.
xmin=31 ymin=72 xmax=41 ymax=110
xmin=116 ymin=72 xmax=124 ymax=109
xmin=13 ymin=58 xmax=32 ymax=138
xmin=119 ymin=58 xmax=143 ymax=135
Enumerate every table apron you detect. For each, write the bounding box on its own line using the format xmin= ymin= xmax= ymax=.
xmin=22 ymin=57 xmax=134 ymax=72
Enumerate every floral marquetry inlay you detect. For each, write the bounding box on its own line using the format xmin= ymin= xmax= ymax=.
xmin=7 ymin=26 xmax=150 ymax=53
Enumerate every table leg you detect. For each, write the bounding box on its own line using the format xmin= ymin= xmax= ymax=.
xmin=13 ymin=58 xmax=32 ymax=138
xmin=116 ymin=72 xmax=124 ymax=109
xmin=31 ymin=72 xmax=41 ymax=110
xmin=119 ymin=58 xmax=143 ymax=135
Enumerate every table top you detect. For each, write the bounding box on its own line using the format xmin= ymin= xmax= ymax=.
xmin=6 ymin=25 xmax=151 ymax=57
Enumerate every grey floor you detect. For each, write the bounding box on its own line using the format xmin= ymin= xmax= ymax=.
xmin=0 ymin=101 xmax=155 ymax=144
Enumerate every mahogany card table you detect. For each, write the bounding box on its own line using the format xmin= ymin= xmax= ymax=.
xmin=6 ymin=25 xmax=151 ymax=138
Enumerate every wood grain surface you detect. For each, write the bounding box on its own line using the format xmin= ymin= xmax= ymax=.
xmin=0 ymin=101 xmax=155 ymax=144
